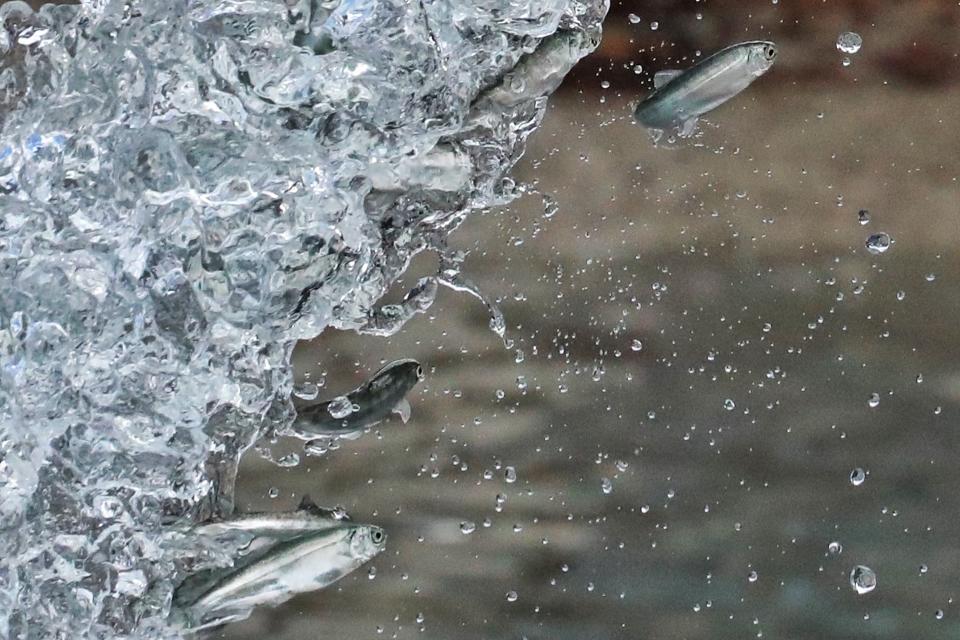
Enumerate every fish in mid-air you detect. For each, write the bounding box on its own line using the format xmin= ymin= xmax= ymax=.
xmin=633 ymin=41 xmax=777 ymax=138
xmin=173 ymin=521 xmax=385 ymax=631
xmin=291 ymin=359 xmax=424 ymax=438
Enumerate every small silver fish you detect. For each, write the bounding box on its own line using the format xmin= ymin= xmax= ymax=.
xmin=292 ymin=359 xmax=423 ymax=437
xmin=176 ymin=523 xmax=385 ymax=631
xmin=192 ymin=495 xmax=346 ymax=541
xmin=633 ymin=41 xmax=777 ymax=137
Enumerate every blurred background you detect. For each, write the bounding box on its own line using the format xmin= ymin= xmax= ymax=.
xmin=12 ymin=0 xmax=960 ymax=638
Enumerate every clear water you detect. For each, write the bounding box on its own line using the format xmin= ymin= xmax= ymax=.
xmin=0 ymin=0 xmax=605 ymax=636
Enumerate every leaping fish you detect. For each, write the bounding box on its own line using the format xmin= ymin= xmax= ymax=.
xmin=633 ymin=41 xmax=777 ymax=138
xmin=173 ymin=522 xmax=385 ymax=631
xmin=291 ymin=359 xmax=424 ymax=438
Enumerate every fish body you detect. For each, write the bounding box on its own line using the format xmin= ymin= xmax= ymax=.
xmin=177 ymin=523 xmax=385 ymax=630
xmin=633 ymin=41 xmax=777 ymax=135
xmin=292 ymin=359 xmax=423 ymax=437
xmin=192 ymin=496 xmax=346 ymax=540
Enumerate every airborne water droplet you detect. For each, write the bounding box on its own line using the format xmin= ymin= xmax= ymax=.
xmin=601 ymin=477 xmax=613 ymax=494
xmin=850 ymin=467 xmax=866 ymax=486
xmin=865 ymin=232 xmax=891 ymax=255
xmin=837 ymin=31 xmax=863 ymax=54
xmin=327 ymin=395 xmax=354 ymax=419
xmin=849 ymin=565 xmax=877 ymax=594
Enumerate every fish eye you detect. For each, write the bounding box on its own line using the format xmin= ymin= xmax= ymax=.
xmin=764 ymin=46 xmax=776 ymax=60
xmin=416 ymin=365 xmax=423 ymax=379
xmin=371 ymin=529 xmax=384 ymax=544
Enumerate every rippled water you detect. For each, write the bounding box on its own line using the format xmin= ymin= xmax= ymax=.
xmin=0 ymin=0 xmax=605 ymax=636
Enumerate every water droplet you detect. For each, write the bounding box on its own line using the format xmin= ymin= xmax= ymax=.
xmin=837 ymin=31 xmax=862 ymax=54
xmin=857 ymin=209 xmax=870 ymax=225
xmin=327 ymin=395 xmax=354 ymax=419
xmin=506 ymin=590 xmax=518 ymax=602
xmin=828 ymin=541 xmax=843 ymax=555
xmin=276 ymin=453 xmax=300 ymax=467
xmin=865 ymin=232 xmax=891 ymax=255
xmin=460 ymin=521 xmax=476 ymax=535
xmin=849 ymin=565 xmax=876 ymax=594
xmin=867 ymin=392 xmax=880 ymax=408
xmin=601 ymin=477 xmax=613 ymax=494
xmin=850 ymin=468 xmax=866 ymax=486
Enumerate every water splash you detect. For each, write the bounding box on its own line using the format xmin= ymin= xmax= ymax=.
xmin=0 ymin=0 xmax=606 ymax=636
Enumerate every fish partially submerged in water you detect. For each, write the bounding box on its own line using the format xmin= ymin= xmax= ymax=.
xmin=633 ymin=41 xmax=777 ymax=138
xmin=291 ymin=359 xmax=424 ymax=438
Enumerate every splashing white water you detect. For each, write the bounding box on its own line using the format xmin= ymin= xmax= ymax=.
xmin=0 ymin=0 xmax=605 ymax=636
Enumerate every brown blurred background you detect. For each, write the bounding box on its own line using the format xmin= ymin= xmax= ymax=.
xmin=8 ymin=1 xmax=960 ymax=639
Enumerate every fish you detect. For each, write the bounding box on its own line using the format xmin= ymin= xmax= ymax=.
xmin=291 ymin=359 xmax=424 ymax=437
xmin=633 ymin=41 xmax=777 ymax=137
xmin=192 ymin=495 xmax=347 ymax=541
xmin=174 ymin=523 xmax=386 ymax=631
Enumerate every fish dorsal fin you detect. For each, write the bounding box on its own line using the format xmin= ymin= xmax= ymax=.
xmin=392 ymin=398 xmax=411 ymax=423
xmin=653 ymin=69 xmax=682 ymax=89
xmin=298 ymin=494 xmax=323 ymax=515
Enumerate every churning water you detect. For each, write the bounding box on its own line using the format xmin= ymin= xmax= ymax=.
xmin=0 ymin=0 xmax=606 ymax=636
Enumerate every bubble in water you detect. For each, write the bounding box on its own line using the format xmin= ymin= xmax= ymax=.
xmin=849 ymin=565 xmax=877 ymax=594
xmin=630 ymin=339 xmax=643 ymax=352
xmin=858 ymin=209 xmax=871 ymax=225
xmin=504 ymin=466 xmax=518 ymax=483
xmin=460 ymin=521 xmax=477 ymax=535
xmin=828 ymin=541 xmax=843 ymax=555
xmin=850 ymin=468 xmax=866 ymax=486
xmin=92 ymin=495 xmax=124 ymax=519
xmin=506 ymin=590 xmax=518 ymax=602
xmin=650 ymin=21 xmax=659 ymax=30
xmin=867 ymin=392 xmax=880 ymax=408
xmin=935 ymin=609 xmax=944 ymax=620
xmin=628 ymin=13 xmax=641 ymax=24
xmin=837 ymin=31 xmax=863 ymax=54
xmin=327 ymin=395 xmax=355 ymax=419
xmin=865 ymin=232 xmax=891 ymax=255
xmin=747 ymin=570 xmax=758 ymax=583
xmin=724 ymin=399 xmax=736 ymax=411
